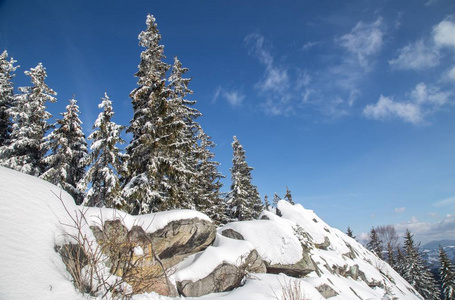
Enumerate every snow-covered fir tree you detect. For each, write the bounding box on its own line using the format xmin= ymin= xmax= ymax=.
xmin=227 ymin=136 xmax=263 ymax=221
xmin=367 ymin=227 xmax=383 ymax=259
xmin=191 ymin=130 xmax=227 ymax=224
xmin=122 ymin=15 xmax=174 ymax=214
xmin=439 ymin=246 xmax=455 ymax=300
xmin=41 ymin=98 xmax=88 ymax=204
xmin=79 ymin=93 xmax=127 ymax=209
xmin=284 ymin=186 xmax=294 ymax=204
xmin=0 ymin=63 xmax=56 ymax=176
xmin=0 ymin=50 xmax=18 ymax=147
xmin=400 ymin=230 xmax=440 ymax=300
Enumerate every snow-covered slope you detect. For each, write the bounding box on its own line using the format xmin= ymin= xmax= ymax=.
xmin=0 ymin=166 xmax=422 ymax=299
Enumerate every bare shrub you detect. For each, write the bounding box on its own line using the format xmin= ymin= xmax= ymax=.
xmin=54 ymin=191 xmax=172 ymax=299
xmin=272 ymin=278 xmax=309 ymax=300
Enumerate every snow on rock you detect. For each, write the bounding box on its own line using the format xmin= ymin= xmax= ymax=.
xmin=83 ymin=206 xmax=211 ymax=233
xmin=0 ymin=166 xmax=86 ymax=300
xmin=172 ymin=234 xmax=256 ymax=283
xmin=220 ymin=218 xmax=303 ymax=265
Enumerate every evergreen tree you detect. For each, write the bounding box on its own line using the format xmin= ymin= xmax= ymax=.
xmin=273 ymin=192 xmax=282 ymax=216
xmin=401 ymin=230 xmax=440 ymax=300
xmin=367 ymin=227 xmax=383 ymax=259
xmin=0 ymin=63 xmax=56 ymax=176
xmin=284 ymin=186 xmax=294 ymax=205
xmin=191 ymin=129 xmax=226 ymax=224
xmin=0 ymin=50 xmax=18 ymax=147
xmin=395 ymin=246 xmax=406 ymax=276
xmin=346 ymin=227 xmax=356 ymax=239
xmin=79 ymin=93 xmax=127 ymax=209
xmin=264 ymin=195 xmax=271 ymax=211
xmin=227 ymin=136 xmax=262 ymax=221
xmin=122 ymin=15 xmax=172 ymax=214
xmin=439 ymin=246 xmax=455 ymax=300
xmin=386 ymin=241 xmax=396 ymax=268
xmin=41 ymin=98 xmax=88 ymax=204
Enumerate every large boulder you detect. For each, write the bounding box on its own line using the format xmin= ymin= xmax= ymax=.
xmin=174 ymin=235 xmax=267 ymax=297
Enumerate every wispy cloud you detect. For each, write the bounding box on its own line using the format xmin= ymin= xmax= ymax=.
xmin=433 ymin=196 xmax=455 ymax=208
xmin=337 ymin=17 xmax=385 ymax=69
xmin=389 ymin=39 xmax=440 ymax=71
xmin=433 ymin=18 xmax=455 ymax=49
xmin=363 ymin=82 xmax=451 ymax=125
xmin=213 ymin=86 xmax=245 ymax=107
xmin=302 ymin=41 xmax=319 ymax=51
xmin=395 ymin=207 xmax=406 ymax=214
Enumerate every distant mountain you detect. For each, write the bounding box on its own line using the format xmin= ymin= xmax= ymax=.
xmin=421 ymin=240 xmax=455 ymax=269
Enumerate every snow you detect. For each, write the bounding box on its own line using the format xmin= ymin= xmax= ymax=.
xmin=83 ymin=207 xmax=211 ymax=233
xmin=0 ymin=166 xmax=85 ymax=299
xmin=0 ymin=167 xmax=423 ymax=300
xmin=173 ymin=234 xmax=255 ymax=282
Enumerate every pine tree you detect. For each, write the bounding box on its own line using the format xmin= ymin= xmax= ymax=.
xmin=401 ymin=230 xmax=440 ymax=300
xmin=122 ymin=15 xmax=172 ymax=214
xmin=284 ymin=186 xmax=294 ymax=204
xmin=0 ymin=50 xmax=18 ymax=147
xmin=41 ymin=98 xmax=88 ymax=204
xmin=394 ymin=246 xmax=406 ymax=276
xmin=227 ymin=136 xmax=262 ymax=221
xmin=439 ymin=246 xmax=455 ymax=300
xmin=0 ymin=63 xmax=56 ymax=176
xmin=367 ymin=227 xmax=383 ymax=259
xmin=346 ymin=227 xmax=356 ymax=239
xmin=79 ymin=93 xmax=127 ymax=209
xmin=386 ymin=241 xmax=396 ymax=268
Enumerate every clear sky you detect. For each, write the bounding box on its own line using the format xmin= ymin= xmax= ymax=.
xmin=1 ymin=0 xmax=454 ymax=244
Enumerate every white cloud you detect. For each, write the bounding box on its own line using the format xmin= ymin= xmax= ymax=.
xmin=395 ymin=214 xmax=455 ymax=244
xmin=338 ymin=18 xmax=384 ymax=68
xmin=363 ymin=82 xmax=451 ymax=125
xmin=363 ymin=95 xmax=423 ymax=124
xmin=214 ymin=87 xmax=245 ymax=107
xmin=395 ymin=207 xmax=406 ymax=214
xmin=302 ymin=41 xmax=319 ymax=51
xmin=433 ymin=18 xmax=455 ymax=49
xmin=389 ymin=39 xmax=440 ymax=70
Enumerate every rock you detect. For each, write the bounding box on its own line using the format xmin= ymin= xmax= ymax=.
xmin=221 ymin=228 xmax=245 ymax=240
xmin=266 ymin=249 xmax=316 ymax=277
xmin=149 ymin=218 xmax=216 ymax=261
xmin=176 ymin=249 xmax=266 ymax=297
xmin=316 ymin=283 xmax=338 ymax=298
xmin=315 ymin=236 xmax=331 ymax=250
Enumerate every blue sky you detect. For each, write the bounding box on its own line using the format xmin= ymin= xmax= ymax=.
xmin=1 ymin=0 xmax=455 ymax=244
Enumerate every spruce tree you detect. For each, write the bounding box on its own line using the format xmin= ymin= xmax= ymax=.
xmin=79 ymin=93 xmax=127 ymax=209
xmin=367 ymin=227 xmax=383 ymax=259
xmin=122 ymin=15 xmax=172 ymax=214
xmin=0 ymin=63 xmax=56 ymax=176
xmin=41 ymin=98 xmax=88 ymax=204
xmin=346 ymin=227 xmax=355 ymax=239
xmin=0 ymin=50 xmax=18 ymax=147
xmin=439 ymin=246 xmax=455 ymax=300
xmin=227 ymin=136 xmax=262 ymax=221
xmin=264 ymin=195 xmax=271 ymax=211
xmin=284 ymin=186 xmax=294 ymax=204
xmin=273 ymin=192 xmax=282 ymax=216
xmin=401 ymin=230 xmax=440 ymax=300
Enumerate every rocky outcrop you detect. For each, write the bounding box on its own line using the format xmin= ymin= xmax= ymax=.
xmin=88 ymin=216 xmax=216 ymax=296
xmin=176 ymin=249 xmax=266 ymax=297
xmin=265 ymin=249 xmax=316 ymax=277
